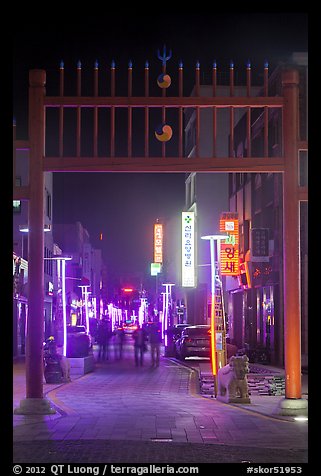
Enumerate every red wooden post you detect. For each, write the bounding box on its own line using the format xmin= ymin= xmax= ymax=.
xmin=178 ymin=61 xmax=183 ymax=158
xmin=14 ymin=70 xmax=55 ymax=414
xmin=13 ymin=120 xmax=16 ymax=189
xmin=144 ymin=61 xmax=149 ymax=157
xmin=279 ymin=69 xmax=307 ymax=415
xmin=263 ymin=62 xmax=269 ymax=157
xmin=76 ymin=61 xmax=81 ymax=157
xmin=27 ymin=69 xmax=46 ymax=400
xmin=195 ymin=62 xmax=200 ymax=158
xmin=212 ymin=62 xmax=217 ymax=158
xmin=93 ymin=60 xmax=99 ymax=157
xmin=110 ymin=61 xmax=116 ymax=158
xmin=59 ymin=61 xmax=64 ymax=157
xmin=229 ymin=61 xmax=234 ymax=156
xmin=128 ymin=61 xmax=132 ymax=158
xmin=162 ymin=63 xmax=166 ymax=158
xmin=246 ymin=61 xmax=251 ymax=157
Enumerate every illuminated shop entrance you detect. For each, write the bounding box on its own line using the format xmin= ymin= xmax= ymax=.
xmin=13 ymin=55 xmax=307 ymax=415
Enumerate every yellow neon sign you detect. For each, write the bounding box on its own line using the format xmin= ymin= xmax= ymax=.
xmin=154 ymin=223 xmax=163 ymax=264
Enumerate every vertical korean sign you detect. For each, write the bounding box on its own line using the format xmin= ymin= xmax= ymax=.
xmin=219 ymin=212 xmax=239 ymax=276
xmin=182 ymin=212 xmax=195 ymax=287
xmin=154 ymin=223 xmax=163 ymax=264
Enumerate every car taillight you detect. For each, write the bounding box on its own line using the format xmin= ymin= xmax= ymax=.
xmin=185 ymin=338 xmax=193 ymax=343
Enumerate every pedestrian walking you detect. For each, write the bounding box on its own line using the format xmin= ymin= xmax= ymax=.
xmin=113 ymin=325 xmax=125 ymax=360
xmin=148 ymin=321 xmax=162 ymax=367
xmin=96 ymin=318 xmax=111 ymax=361
xmin=132 ymin=324 xmax=148 ymax=366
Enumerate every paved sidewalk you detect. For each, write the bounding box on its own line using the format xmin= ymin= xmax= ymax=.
xmin=13 ymin=341 xmax=308 ymax=464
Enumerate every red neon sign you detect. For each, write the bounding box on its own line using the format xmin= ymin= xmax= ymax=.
xmin=220 ymin=212 xmax=239 ymax=276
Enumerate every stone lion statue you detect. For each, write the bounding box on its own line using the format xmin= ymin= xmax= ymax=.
xmin=217 ymin=355 xmax=251 ymax=403
xmin=58 ymin=354 xmax=71 ymax=383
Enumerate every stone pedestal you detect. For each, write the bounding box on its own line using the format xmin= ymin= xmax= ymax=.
xmin=217 ymin=394 xmax=251 ymax=404
xmin=14 ymin=397 xmax=56 ymax=415
xmin=68 ymin=355 xmax=95 ymax=376
xmin=278 ymin=397 xmax=308 ymax=416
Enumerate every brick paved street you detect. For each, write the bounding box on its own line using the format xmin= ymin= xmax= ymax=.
xmin=13 ymin=340 xmax=308 ymax=464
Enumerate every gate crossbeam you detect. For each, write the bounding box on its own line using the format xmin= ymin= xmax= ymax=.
xmin=45 ymin=96 xmax=284 ymax=108
xmin=43 ymin=156 xmax=285 ymax=173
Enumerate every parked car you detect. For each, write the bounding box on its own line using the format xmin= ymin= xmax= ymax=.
xmin=175 ymin=325 xmax=211 ymax=360
xmin=66 ymin=325 xmax=92 ymax=358
xmin=165 ymin=324 xmax=190 ymax=356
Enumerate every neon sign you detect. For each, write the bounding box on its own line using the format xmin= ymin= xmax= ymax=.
xmin=182 ymin=212 xmax=195 ymax=287
xmin=154 ymin=223 xmax=163 ymax=264
xmin=219 ymin=212 xmax=239 ymax=276
xmin=151 ymin=262 xmax=161 ymax=276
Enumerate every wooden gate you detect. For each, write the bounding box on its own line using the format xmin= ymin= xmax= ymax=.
xmin=13 ymin=55 xmax=308 ymax=414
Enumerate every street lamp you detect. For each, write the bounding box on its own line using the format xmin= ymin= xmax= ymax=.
xmin=162 ymin=283 xmax=175 ymax=345
xmin=19 ymin=224 xmax=51 ymax=259
xmin=201 ymin=234 xmax=228 ymax=390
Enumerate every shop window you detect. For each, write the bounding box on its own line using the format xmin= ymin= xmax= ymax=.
xmin=13 ymin=200 xmax=21 ymax=213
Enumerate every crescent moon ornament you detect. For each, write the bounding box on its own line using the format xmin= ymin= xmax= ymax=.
xmin=155 ymin=124 xmax=173 ymax=142
xmin=157 ymin=73 xmax=171 ymax=88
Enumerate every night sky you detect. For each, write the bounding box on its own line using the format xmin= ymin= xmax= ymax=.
xmin=13 ymin=11 xmax=308 ymax=288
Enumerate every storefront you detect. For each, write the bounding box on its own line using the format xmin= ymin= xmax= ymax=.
xmin=226 ymin=265 xmax=280 ymax=364
xmin=13 ymin=253 xmax=28 ymax=357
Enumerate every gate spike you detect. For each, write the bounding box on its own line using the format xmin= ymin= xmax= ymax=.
xmin=157 ymin=44 xmax=172 ymax=66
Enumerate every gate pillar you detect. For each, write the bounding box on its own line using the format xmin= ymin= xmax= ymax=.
xmin=278 ymin=69 xmax=307 ymax=416
xmin=14 ymin=70 xmax=55 ymax=415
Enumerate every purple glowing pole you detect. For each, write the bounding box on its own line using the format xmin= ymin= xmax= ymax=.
xmin=162 ymin=283 xmax=175 ymax=346
xmin=78 ymin=285 xmax=90 ymax=333
xmin=201 ymin=235 xmax=228 ymax=379
xmin=46 ymin=255 xmax=72 ymax=357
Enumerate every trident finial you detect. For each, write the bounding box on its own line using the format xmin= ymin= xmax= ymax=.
xmin=157 ymin=44 xmax=172 ymax=66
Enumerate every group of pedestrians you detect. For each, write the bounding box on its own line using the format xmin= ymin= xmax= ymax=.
xmin=95 ymin=318 xmax=125 ymax=361
xmin=132 ymin=321 xmax=162 ymax=367
xmin=95 ymin=318 xmax=163 ymax=368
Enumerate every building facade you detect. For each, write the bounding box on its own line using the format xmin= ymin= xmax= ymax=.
xmin=13 ymin=144 xmax=54 ymax=355
xmin=13 ymin=143 xmax=106 ymax=355
xmin=227 ymin=53 xmax=308 ymax=366
xmin=53 ymin=222 xmax=105 ymax=328
xmin=181 ymin=54 xmax=308 ymax=368
xmin=183 ymin=83 xmax=261 ymax=326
